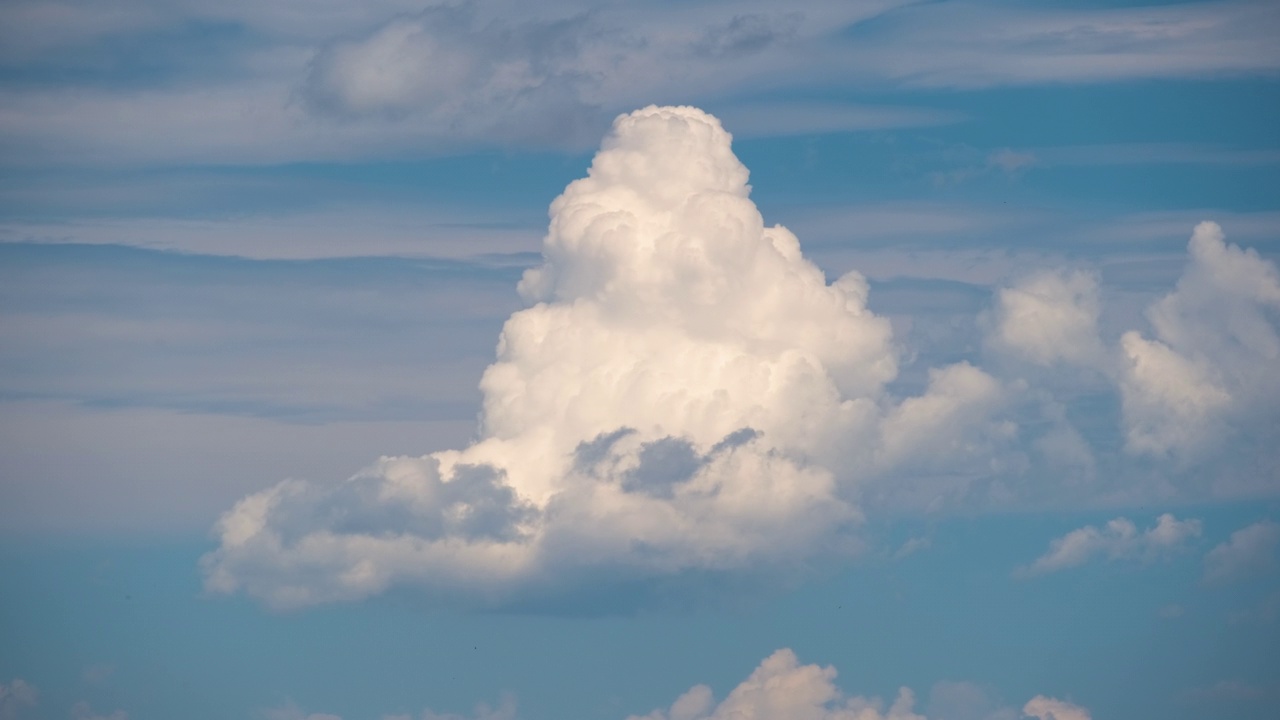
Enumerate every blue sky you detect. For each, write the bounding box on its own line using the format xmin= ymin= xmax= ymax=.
xmin=1 ymin=1 xmax=1279 ymax=719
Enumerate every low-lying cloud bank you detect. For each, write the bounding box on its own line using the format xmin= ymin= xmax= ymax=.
xmin=203 ymin=105 xmax=1280 ymax=609
xmin=278 ymin=649 xmax=1089 ymax=720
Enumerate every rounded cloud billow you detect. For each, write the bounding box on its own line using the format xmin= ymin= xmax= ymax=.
xmin=202 ymin=106 xmax=1280 ymax=609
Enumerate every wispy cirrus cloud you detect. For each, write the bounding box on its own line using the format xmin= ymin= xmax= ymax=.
xmin=843 ymin=0 xmax=1280 ymax=89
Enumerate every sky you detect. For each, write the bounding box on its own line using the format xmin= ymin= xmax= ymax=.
xmin=1 ymin=0 xmax=1279 ymax=718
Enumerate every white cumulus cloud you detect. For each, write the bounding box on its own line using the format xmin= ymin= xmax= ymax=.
xmin=204 ymin=104 xmax=1279 ymax=609
xmin=205 ymin=105 xmax=991 ymax=608
xmin=1019 ymin=513 xmax=1202 ymax=576
xmin=1118 ymin=221 xmax=1280 ymax=458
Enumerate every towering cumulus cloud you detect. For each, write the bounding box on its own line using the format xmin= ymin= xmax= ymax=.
xmin=204 ymin=106 xmax=917 ymax=608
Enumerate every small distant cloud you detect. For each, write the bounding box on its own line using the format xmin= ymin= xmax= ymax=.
xmin=1229 ymin=590 xmax=1280 ymax=625
xmin=82 ymin=664 xmax=115 ymax=685
xmin=1203 ymin=520 xmax=1280 ymax=584
xmin=892 ymin=535 xmax=932 ymax=561
xmin=928 ymin=680 xmax=1017 ymax=720
xmin=0 ymin=679 xmax=37 ymax=720
xmin=929 ymin=147 xmax=1037 ymax=186
xmin=385 ymin=694 xmax=518 ymax=720
xmin=1018 ymin=514 xmax=1201 ymax=577
xmin=261 ymin=701 xmax=342 ymax=720
xmin=1022 ymin=695 xmax=1091 ymax=720
xmin=70 ymin=702 xmax=127 ymax=720
xmin=1185 ymin=679 xmax=1274 ymax=704
xmin=987 ymin=149 xmax=1037 ymax=174
xmin=1157 ymin=604 xmax=1184 ymax=619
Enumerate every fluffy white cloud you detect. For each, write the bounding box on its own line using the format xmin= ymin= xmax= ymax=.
xmin=1021 ymin=696 xmax=1090 ymax=720
xmin=0 ymin=680 xmax=36 ymax=720
xmin=989 ymin=270 xmax=1104 ymax=368
xmin=1019 ymin=513 xmax=1201 ymax=576
xmin=204 ymin=105 xmax=945 ymax=607
xmin=1203 ymin=520 xmax=1280 ymax=584
xmin=990 ymin=221 xmax=1280 ymax=469
xmin=1118 ymin=221 xmax=1280 ymax=458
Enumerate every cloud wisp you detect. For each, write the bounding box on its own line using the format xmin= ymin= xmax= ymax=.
xmin=1203 ymin=520 xmax=1280 ymax=584
xmin=203 ymin=106 xmax=1280 ymax=609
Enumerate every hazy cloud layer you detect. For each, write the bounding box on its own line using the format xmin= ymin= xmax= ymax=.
xmin=241 ymin=651 xmax=1085 ymax=720
xmin=204 ymin=106 xmax=1280 ymax=608
xmin=3 ymin=1 xmax=1278 ymax=164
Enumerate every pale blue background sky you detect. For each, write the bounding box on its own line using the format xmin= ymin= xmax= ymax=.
xmin=1 ymin=1 xmax=1278 ymax=719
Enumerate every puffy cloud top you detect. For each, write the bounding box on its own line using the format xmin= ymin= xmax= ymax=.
xmin=990 ymin=269 xmax=1104 ymax=368
xmin=1119 ymin=221 xmax=1280 ymax=458
xmin=629 ymin=649 xmax=925 ymax=720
